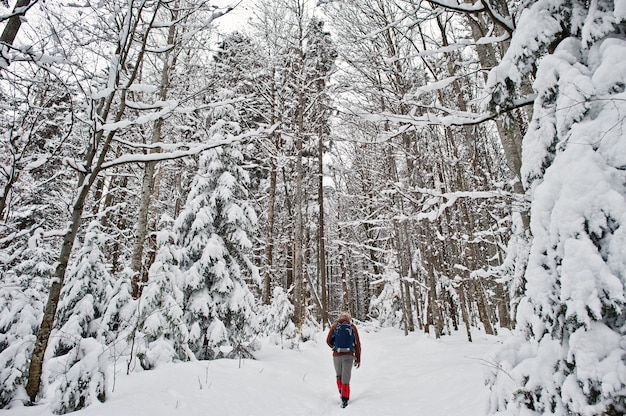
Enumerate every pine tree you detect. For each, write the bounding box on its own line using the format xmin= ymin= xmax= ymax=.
xmin=488 ymin=0 xmax=626 ymax=414
xmin=47 ymin=221 xmax=112 ymax=413
xmin=262 ymin=287 xmax=297 ymax=348
xmin=134 ymin=215 xmax=193 ymax=369
xmin=0 ymin=230 xmax=49 ymax=407
xmin=175 ymin=98 xmax=259 ymax=360
xmin=369 ymin=268 xmax=404 ymax=328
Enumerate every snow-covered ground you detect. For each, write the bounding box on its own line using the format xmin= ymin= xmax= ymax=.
xmin=2 ymin=326 xmax=502 ymax=416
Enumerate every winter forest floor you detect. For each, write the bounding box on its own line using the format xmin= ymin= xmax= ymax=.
xmin=3 ymin=325 xmax=503 ymax=416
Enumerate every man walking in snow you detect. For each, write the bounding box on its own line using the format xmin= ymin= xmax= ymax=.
xmin=326 ymin=311 xmax=361 ymax=408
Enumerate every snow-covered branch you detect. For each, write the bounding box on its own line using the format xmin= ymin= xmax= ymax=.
xmin=337 ymin=93 xmax=536 ymax=130
xmin=426 ymin=0 xmax=514 ymax=34
xmin=99 ymin=125 xmax=277 ymax=171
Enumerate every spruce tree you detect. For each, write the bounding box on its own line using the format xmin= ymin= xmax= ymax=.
xmin=488 ymin=0 xmax=626 ymax=414
xmin=262 ymin=287 xmax=297 ymax=348
xmin=175 ymin=98 xmax=259 ymax=360
xmin=0 ymin=231 xmax=49 ymax=407
xmin=134 ymin=215 xmax=193 ymax=368
xmin=48 ymin=221 xmax=111 ymax=413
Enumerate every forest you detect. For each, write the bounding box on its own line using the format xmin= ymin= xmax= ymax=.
xmin=0 ymin=0 xmax=625 ymax=415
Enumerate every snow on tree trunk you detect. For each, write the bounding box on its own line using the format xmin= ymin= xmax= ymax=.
xmin=488 ymin=0 xmax=626 ymax=414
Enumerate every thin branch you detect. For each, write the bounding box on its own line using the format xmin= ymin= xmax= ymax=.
xmin=425 ymin=0 xmax=514 ymax=34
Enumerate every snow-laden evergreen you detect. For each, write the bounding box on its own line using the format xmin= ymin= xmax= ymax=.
xmin=488 ymin=0 xmax=626 ymax=414
xmin=368 ymin=268 xmax=404 ymax=328
xmin=46 ymin=221 xmax=112 ymax=414
xmin=174 ymin=98 xmax=259 ymax=360
xmin=133 ymin=215 xmax=193 ymax=369
xmin=0 ymin=229 xmax=50 ymax=407
xmin=261 ymin=287 xmax=297 ymax=348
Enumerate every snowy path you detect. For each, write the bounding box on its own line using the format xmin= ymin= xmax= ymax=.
xmin=2 ymin=327 xmax=500 ymax=416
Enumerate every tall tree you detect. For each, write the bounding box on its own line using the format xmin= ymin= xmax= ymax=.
xmin=24 ymin=1 xmax=160 ymax=400
xmin=303 ymin=17 xmax=336 ymax=327
xmin=488 ymin=0 xmax=626 ymax=414
xmin=174 ymin=102 xmax=259 ymax=359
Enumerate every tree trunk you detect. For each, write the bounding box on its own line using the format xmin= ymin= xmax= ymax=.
xmin=471 ymin=279 xmax=495 ymax=335
xmin=399 ymin=274 xmax=409 ymax=336
xmin=131 ymin=150 xmax=159 ymax=298
xmin=0 ymin=0 xmax=36 ymax=67
xmin=495 ymin=281 xmax=512 ymax=329
xmin=459 ymin=282 xmax=473 ymax=342
xmin=394 ymin=221 xmax=415 ymax=333
xmin=293 ymin=107 xmax=304 ymax=328
xmin=130 ymin=4 xmax=178 ymax=297
xmin=318 ymin=130 xmax=329 ymax=328
xmin=263 ymin=63 xmax=280 ymax=305
xmin=263 ymin=158 xmax=277 ymax=304
xmin=25 ymin=172 xmax=95 ymax=401
xmin=0 ymin=163 xmax=16 ymax=220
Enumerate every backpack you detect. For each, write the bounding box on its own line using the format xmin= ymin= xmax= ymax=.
xmin=333 ymin=322 xmax=355 ymax=352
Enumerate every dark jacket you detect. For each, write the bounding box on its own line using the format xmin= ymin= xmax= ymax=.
xmin=326 ymin=319 xmax=362 ymax=363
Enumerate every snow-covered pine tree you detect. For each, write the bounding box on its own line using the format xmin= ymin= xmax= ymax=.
xmin=175 ymin=96 xmax=259 ymax=360
xmin=262 ymin=287 xmax=297 ymax=348
xmin=134 ymin=215 xmax=193 ymax=369
xmin=47 ymin=221 xmax=111 ymax=413
xmin=488 ymin=0 xmax=626 ymax=414
xmin=99 ymin=272 xmax=136 ymax=356
xmin=369 ymin=268 xmax=404 ymax=328
xmin=0 ymin=229 xmax=50 ymax=408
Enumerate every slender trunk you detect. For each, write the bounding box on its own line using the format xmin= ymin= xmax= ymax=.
xmin=26 ymin=172 xmax=94 ymax=401
xmin=341 ymin=257 xmax=350 ymax=312
xmin=110 ymin=174 xmax=128 ymax=274
xmin=472 ymin=279 xmax=495 ymax=335
xmin=263 ymin=159 xmax=277 ymax=304
xmin=292 ymin=3 xmax=307 ymax=328
xmin=336 ymin=215 xmax=350 ymax=314
xmin=394 ymin=222 xmax=415 ymax=332
xmin=399 ymin=274 xmax=409 ymax=336
xmin=173 ymin=169 xmax=183 ymax=218
xmin=304 ymin=270 xmax=325 ymax=322
xmin=263 ymin=66 xmax=279 ymax=305
xmin=293 ymin=110 xmax=304 ymax=328
xmin=459 ymin=282 xmax=473 ymax=342
xmin=425 ymin=256 xmax=443 ymax=338
xmin=318 ymin=143 xmax=328 ymax=327
xmin=495 ymin=282 xmax=512 ymax=329
xmin=131 ymin=4 xmax=177 ymax=297
xmin=413 ymin=281 xmax=424 ymax=331
xmin=131 ymin=144 xmax=159 ymax=297
xmin=0 ymin=164 xmax=16 ymax=220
